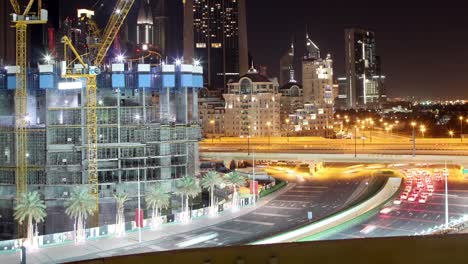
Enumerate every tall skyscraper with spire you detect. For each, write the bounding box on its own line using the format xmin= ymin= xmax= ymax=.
xmin=305 ymin=32 xmax=320 ymax=60
xmin=137 ymin=0 xmax=154 ymax=46
xmin=302 ymin=32 xmax=334 ymax=106
xmin=183 ymin=0 xmax=249 ymax=90
xmin=133 ymin=0 xmax=170 ymax=57
xmin=279 ymin=40 xmax=295 ymax=86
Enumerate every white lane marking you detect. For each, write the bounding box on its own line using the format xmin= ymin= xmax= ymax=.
xmin=176 ymin=233 xmax=219 ymax=248
xmin=253 ymin=212 xmax=290 ymax=218
xmin=264 ymin=205 xmax=302 ymax=210
xmin=233 ymin=219 xmax=275 ymax=226
xmin=210 ymin=227 xmax=250 ymax=235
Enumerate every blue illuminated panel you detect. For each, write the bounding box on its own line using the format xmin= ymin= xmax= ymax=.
xmin=138 ymin=74 xmax=151 ymax=88
xmin=39 ymin=74 xmax=55 ymax=89
xmin=181 ymin=74 xmax=192 ymax=87
xmin=112 ymin=74 xmax=125 ymax=88
xmin=7 ymin=76 xmax=16 ymax=90
xmin=193 ymin=75 xmax=203 ymax=88
xmin=162 ymin=74 xmax=175 ymax=88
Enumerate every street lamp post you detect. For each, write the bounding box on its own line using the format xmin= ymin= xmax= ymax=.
xmin=445 ymin=161 xmax=449 ymax=228
xmin=266 ymin=121 xmax=271 ymax=147
xmin=137 ymin=164 xmax=142 ymax=243
xmin=411 ymin=122 xmax=417 ymax=157
xmin=285 ymin=119 xmax=290 ymax=143
xmin=252 ymin=146 xmax=256 ymax=205
xmin=459 ymin=116 xmax=464 ymax=142
xmin=209 ymin=120 xmax=215 ymax=143
xmin=361 ymin=125 xmax=365 ymax=147
xmin=449 ymin=130 xmax=454 ymax=139
xmin=354 ymin=125 xmax=358 ymax=158
xmin=135 ymin=114 xmax=142 ymax=243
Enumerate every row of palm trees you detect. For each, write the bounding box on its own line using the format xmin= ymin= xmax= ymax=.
xmin=13 ymin=171 xmax=247 ymax=247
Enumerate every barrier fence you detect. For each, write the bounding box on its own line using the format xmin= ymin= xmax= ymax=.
xmin=0 ymin=196 xmax=255 ymax=254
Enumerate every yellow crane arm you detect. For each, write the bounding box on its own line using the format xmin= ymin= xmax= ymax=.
xmin=94 ymin=0 xmax=135 ymax=66
xmin=9 ymin=0 xmax=21 ymax=14
xmin=22 ymin=0 xmax=35 ymax=16
xmin=61 ymin=36 xmax=88 ymax=70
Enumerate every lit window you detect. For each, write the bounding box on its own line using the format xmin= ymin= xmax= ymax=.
xmin=211 ymin=43 xmax=222 ymax=48
xmin=196 ymin=43 xmax=207 ymax=48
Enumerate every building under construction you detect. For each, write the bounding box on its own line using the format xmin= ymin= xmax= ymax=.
xmin=0 ymin=62 xmax=203 ymax=239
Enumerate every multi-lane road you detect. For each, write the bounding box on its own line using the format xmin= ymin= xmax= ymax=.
xmin=58 ymin=174 xmax=384 ymax=263
xmin=300 ymin=167 xmax=468 ymax=241
xmin=201 ymin=136 xmax=468 ymax=155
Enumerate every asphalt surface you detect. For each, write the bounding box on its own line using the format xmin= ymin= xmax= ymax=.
xmin=305 ymin=178 xmax=468 ymax=241
xmin=62 ymin=175 xmax=384 ymax=261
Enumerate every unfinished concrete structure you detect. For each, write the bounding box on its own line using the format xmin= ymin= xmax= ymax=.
xmin=0 ymin=62 xmax=202 ymax=239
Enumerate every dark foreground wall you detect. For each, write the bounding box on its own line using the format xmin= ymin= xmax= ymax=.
xmin=70 ymin=234 xmax=468 ymax=264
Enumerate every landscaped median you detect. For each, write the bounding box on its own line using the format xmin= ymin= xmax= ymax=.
xmin=250 ymin=177 xmax=402 ymax=244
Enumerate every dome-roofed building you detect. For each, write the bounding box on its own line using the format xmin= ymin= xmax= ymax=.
xmin=223 ymin=66 xmax=281 ymax=137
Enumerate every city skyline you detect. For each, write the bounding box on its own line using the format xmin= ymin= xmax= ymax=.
xmin=2 ymin=1 xmax=468 ymax=100
xmin=246 ymin=0 xmax=468 ymax=99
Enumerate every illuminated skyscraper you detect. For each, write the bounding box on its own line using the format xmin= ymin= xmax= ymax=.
xmin=279 ymin=40 xmax=295 ymax=86
xmin=184 ymin=0 xmax=249 ymax=90
xmin=137 ymin=0 xmax=154 ymax=46
xmin=345 ymin=28 xmax=386 ymax=109
xmin=302 ymin=35 xmax=334 ymax=106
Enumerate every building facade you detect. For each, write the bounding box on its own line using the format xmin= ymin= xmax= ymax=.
xmin=184 ymin=0 xmax=249 ymax=90
xmin=0 ymin=62 xmax=203 ymax=239
xmin=302 ymin=52 xmax=334 ymax=106
xmin=334 ymin=77 xmax=348 ymax=110
xmin=199 ymin=89 xmax=225 ymax=138
xmin=152 ymin=0 xmax=169 ymax=55
xmin=345 ymin=28 xmax=386 ymax=109
xmin=223 ymin=68 xmax=281 ymax=137
xmin=289 ymin=104 xmax=334 ymax=137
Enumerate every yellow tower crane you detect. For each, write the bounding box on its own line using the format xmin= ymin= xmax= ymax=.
xmin=9 ymin=0 xmax=47 ymax=207
xmin=61 ymin=0 xmax=135 ymax=222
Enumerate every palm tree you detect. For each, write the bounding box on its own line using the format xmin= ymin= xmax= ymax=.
xmin=224 ymin=171 xmax=246 ymax=210
xmin=145 ymin=184 xmax=170 ymax=230
xmin=14 ymin=191 xmax=47 ymax=248
xmin=65 ymin=186 xmax=96 ymax=243
xmin=175 ymin=176 xmax=201 ymax=223
xmin=113 ymin=192 xmax=130 ymax=236
xmin=201 ymin=171 xmax=224 ymax=215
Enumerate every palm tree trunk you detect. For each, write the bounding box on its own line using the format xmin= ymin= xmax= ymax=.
xmin=27 ymin=216 xmax=33 ymax=246
xmin=180 ymin=195 xmax=184 ymax=213
xmin=210 ymin=186 xmax=214 ymax=208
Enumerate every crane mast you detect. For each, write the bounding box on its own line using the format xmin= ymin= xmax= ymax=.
xmin=9 ymin=0 xmax=47 ymax=237
xmin=61 ymin=0 xmax=135 ymax=216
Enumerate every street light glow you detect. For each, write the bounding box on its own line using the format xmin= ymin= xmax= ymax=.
xmin=44 ymin=54 xmax=52 ymax=64
xmin=116 ymin=54 xmax=125 ymax=62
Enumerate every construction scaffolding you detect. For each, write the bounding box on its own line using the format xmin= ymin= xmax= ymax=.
xmin=0 ymin=62 xmax=203 ymax=238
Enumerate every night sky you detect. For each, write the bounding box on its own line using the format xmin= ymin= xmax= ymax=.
xmin=246 ymin=0 xmax=468 ymax=100
xmin=37 ymin=0 xmax=468 ymax=99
